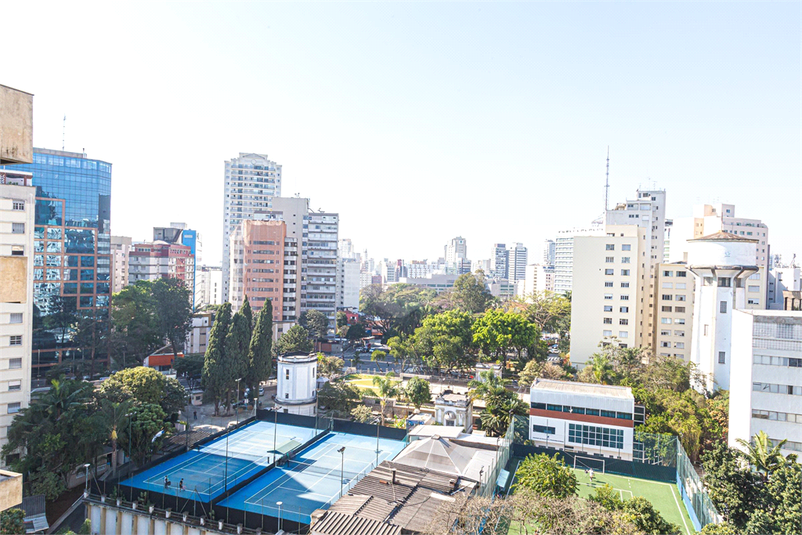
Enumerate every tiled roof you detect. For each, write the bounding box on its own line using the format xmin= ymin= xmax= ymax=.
xmin=689 ymin=231 xmax=758 ymax=242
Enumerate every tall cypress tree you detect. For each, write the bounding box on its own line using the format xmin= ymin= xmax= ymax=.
xmin=241 ymin=295 xmax=254 ymax=330
xmin=246 ymin=300 xmax=273 ymax=405
xmin=223 ymin=310 xmax=251 ymax=412
xmin=201 ymin=303 xmax=231 ymax=416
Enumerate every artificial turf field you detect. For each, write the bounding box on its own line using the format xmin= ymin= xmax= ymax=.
xmin=506 ymin=460 xmax=695 ymax=535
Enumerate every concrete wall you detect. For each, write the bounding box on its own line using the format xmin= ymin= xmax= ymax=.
xmin=87 ymin=500 xmax=249 ymax=535
xmin=0 ymin=470 xmax=22 ymax=511
xmin=0 ymin=85 xmax=33 ymax=165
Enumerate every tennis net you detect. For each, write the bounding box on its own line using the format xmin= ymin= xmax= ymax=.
xmin=286 ymin=459 xmax=375 ymax=481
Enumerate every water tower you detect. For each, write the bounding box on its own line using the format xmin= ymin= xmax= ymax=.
xmin=274 ymin=351 xmax=318 ymax=415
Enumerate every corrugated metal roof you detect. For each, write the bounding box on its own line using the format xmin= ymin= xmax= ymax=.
xmin=311 ymin=511 xmax=401 ymax=535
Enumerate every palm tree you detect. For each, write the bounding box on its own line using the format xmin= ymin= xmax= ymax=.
xmin=99 ymin=399 xmax=133 ymax=475
xmin=736 ymin=431 xmax=787 ymax=475
xmin=371 ymin=372 xmax=399 ymax=420
xmin=468 ymin=370 xmax=510 ymax=401
xmin=589 ymin=355 xmax=614 ymax=385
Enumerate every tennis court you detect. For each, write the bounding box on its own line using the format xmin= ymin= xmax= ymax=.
xmin=121 ymin=420 xmax=319 ymax=501
xmin=218 ymin=430 xmax=406 ymax=524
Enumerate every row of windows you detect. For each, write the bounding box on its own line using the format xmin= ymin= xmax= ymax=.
xmin=568 ymin=423 xmax=625 ymax=450
xmin=662 ymin=271 xmax=687 ymax=277
xmin=604 ymin=269 xmax=631 ymax=276
xmin=604 ymin=257 xmax=631 ymax=263
xmin=752 ymin=409 xmax=802 ymax=424
xmin=661 ymin=294 xmax=687 ymax=302
xmin=605 ymin=244 xmax=632 ymax=251
xmin=530 ymin=402 xmax=632 ymax=420
xmin=532 ymin=424 xmax=556 ymax=435
xmin=661 ymin=306 xmax=686 ymax=313
xmin=659 ymin=341 xmax=685 ymax=349
xmin=661 ymin=282 xmax=687 ymax=289
xmin=604 ymin=282 xmax=630 ymax=288
xmin=603 ymin=294 xmax=630 ymax=300
xmin=602 ymin=330 xmax=629 ymax=339
xmin=603 ymin=306 xmax=629 ymax=313
xmin=659 ymin=330 xmax=686 ymax=337
xmin=753 ymin=382 xmax=802 ymax=396
xmin=661 ymin=318 xmax=686 ymax=324
xmin=752 ymin=355 xmax=802 ymax=368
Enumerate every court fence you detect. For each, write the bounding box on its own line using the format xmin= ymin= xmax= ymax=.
xmin=510 ymin=415 xmax=721 ymax=530
xmin=479 ymin=416 xmax=513 ymax=498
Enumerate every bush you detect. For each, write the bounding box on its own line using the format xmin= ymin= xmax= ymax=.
xmin=514 ymin=453 xmax=577 ymax=498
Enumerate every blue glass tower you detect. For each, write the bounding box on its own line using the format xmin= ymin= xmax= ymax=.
xmin=3 ymin=148 xmax=112 ymax=384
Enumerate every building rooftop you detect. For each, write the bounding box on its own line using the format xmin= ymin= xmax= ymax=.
xmin=530 ymin=379 xmax=634 ymax=400
xmin=688 ymin=231 xmax=758 ymax=243
xmin=407 ymin=425 xmax=464 ymax=439
xmin=278 ymin=351 xmax=318 ymax=363
xmin=435 ymin=393 xmax=470 ymax=406
xmin=392 ymin=435 xmax=498 ymax=484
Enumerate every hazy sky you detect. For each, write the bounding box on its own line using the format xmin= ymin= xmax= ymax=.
xmin=3 ymin=1 xmax=800 ymax=265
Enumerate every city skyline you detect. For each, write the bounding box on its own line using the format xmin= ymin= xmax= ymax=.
xmin=1 ymin=2 xmax=798 ymax=265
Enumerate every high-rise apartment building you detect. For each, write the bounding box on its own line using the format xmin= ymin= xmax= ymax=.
xmin=110 ymin=236 xmax=132 ymax=295
xmin=543 ymin=239 xmax=556 ymax=266
xmin=491 ymin=243 xmax=508 ymax=279
xmin=337 ymin=257 xmax=360 ymax=310
xmin=0 ymin=170 xmax=35 ymax=451
xmin=553 ymin=225 xmax=604 ymax=293
xmin=196 ymin=266 xmax=223 ymax=309
xmin=507 ymin=243 xmax=528 ymax=282
xmin=4 ymin=148 xmax=112 ymax=383
xmin=652 ymin=263 xmax=694 ymax=362
xmin=445 ymin=236 xmax=467 ymax=270
xmin=128 ymin=241 xmax=195 ymax=291
xmin=517 ymin=264 xmax=555 ymax=297
xmin=153 ymin=223 xmax=200 ymax=307
xmin=222 ymin=153 xmax=282 ymax=302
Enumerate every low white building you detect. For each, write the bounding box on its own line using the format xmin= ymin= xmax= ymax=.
xmin=529 ymin=379 xmax=635 ymax=461
xmin=729 ymin=310 xmax=802 ymax=461
xmin=185 ymin=313 xmax=212 ymax=355
xmin=434 ymin=393 xmax=473 ymax=432
xmin=274 ymin=352 xmax=317 ymax=416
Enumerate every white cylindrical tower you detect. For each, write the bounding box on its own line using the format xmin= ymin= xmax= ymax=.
xmin=688 ymin=232 xmax=758 ymax=391
xmin=274 ymin=351 xmax=318 ymax=415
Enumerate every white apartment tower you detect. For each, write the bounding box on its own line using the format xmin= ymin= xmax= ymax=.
xmin=508 ymin=243 xmax=528 ymax=282
xmin=0 ymin=170 xmax=35 ymax=452
xmin=687 ymin=232 xmax=759 ymax=391
xmin=110 ymin=236 xmax=132 ymax=294
xmin=445 ymin=237 xmax=468 ymax=268
xmin=222 ymin=153 xmax=282 ymax=302
xmin=337 ymin=257 xmax=360 ymax=310
xmin=543 ymin=239 xmax=556 ymax=266
xmin=553 ymin=225 xmax=604 ymax=293
xmin=491 ymin=243 xmax=508 ymax=279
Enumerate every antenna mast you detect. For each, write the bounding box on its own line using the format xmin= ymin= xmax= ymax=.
xmin=604 ymin=146 xmax=610 ymax=212
xmin=62 ymin=115 xmax=66 ymax=150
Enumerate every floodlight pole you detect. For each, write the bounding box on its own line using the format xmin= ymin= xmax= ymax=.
xmin=338 ymin=447 xmax=346 ymax=498
xmin=375 ymin=416 xmax=381 ymax=466
xmin=273 ymin=405 xmax=278 ymax=464
xmin=83 ymin=463 xmax=90 ymax=496
xmin=277 ymin=501 xmax=283 ymax=532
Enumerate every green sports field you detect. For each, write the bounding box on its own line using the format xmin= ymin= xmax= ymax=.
xmin=505 ymin=460 xmax=695 ymax=535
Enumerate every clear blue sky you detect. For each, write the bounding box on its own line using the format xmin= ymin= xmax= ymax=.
xmin=3 ymin=1 xmax=800 ymax=264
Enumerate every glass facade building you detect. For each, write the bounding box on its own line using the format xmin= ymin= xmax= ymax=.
xmin=3 ymin=149 xmax=112 ymax=385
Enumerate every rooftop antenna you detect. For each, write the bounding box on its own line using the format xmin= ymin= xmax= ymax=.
xmin=62 ymin=115 xmax=66 ymax=150
xmin=604 ymin=146 xmax=610 ymax=212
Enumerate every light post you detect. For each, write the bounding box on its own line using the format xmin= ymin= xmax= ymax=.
xmin=375 ymin=416 xmax=381 ymax=467
xmin=276 ymin=501 xmax=283 ymax=532
xmin=273 ymin=405 xmax=278 ymax=464
xmin=337 ymin=447 xmax=345 ymax=498
xmin=83 ymin=463 xmax=91 ymax=496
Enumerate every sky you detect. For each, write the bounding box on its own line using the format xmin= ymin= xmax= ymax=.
xmin=3 ymin=1 xmax=800 ymax=265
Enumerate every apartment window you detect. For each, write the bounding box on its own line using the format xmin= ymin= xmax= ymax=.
xmin=675 ymin=319 xmax=685 ymax=325
xmin=660 ymin=330 xmax=670 ymax=336
xmin=663 ymin=271 xmax=673 ymax=277
xmin=661 ymin=318 xmax=671 ymax=324
xmin=605 ymin=257 xmax=614 ymax=263
xmin=620 ymin=295 xmax=629 ymax=300
xmin=604 ymin=282 xmax=613 ymax=288
xmin=285 ymin=370 xmax=290 ymax=380
xmin=621 ymin=282 xmax=630 ymax=288
xmin=605 ymin=269 xmax=614 ymax=276
xmin=11 ymin=223 xmax=25 ymax=234
xmin=7 ymin=403 xmax=20 ymax=414
xmin=662 ymin=306 xmax=672 ymax=312
xmin=622 ymin=244 xmax=631 ymax=251
xmin=674 ymin=330 xmax=685 ymax=337
xmin=676 ymin=283 xmax=686 ymax=290
xmin=621 ymin=257 xmax=630 ymax=264
xmin=11 ymin=246 xmax=23 ymax=256
xmin=718 ymin=277 xmax=731 ymax=287
xmin=748 ymin=298 xmax=760 ymax=305
xmin=9 ymin=359 xmax=21 ymax=369
xmin=604 ymin=294 xmax=613 ymax=300
xmin=677 ymin=271 xmax=686 ymax=277
xmin=12 ymin=201 xmax=25 ymax=211
xmin=9 ymin=313 xmax=23 ymax=324
xmin=662 ymin=294 xmax=672 ymax=301
xmin=749 ymin=273 xmax=761 ymax=280
xmin=620 ymin=306 xmax=629 ymax=313
xmin=718 ymin=352 xmax=726 ymax=364
xmin=8 ymin=381 xmax=21 ymax=392
xmin=676 ymin=295 xmax=686 ymax=302
xmin=604 ymin=306 xmax=613 ymax=312
xmin=603 ymin=330 xmax=613 ymax=337
xmin=675 ymin=307 xmax=685 ymax=313
xmin=720 ymin=301 xmax=727 ymax=313
xmin=748 ymin=285 xmax=760 ymax=292
xmin=661 ymin=341 xmax=671 ymax=347
xmin=9 ymin=336 xmax=22 ymax=346
xmin=662 ymin=282 xmax=673 ymax=289
xmin=619 ymin=331 xmax=629 ymax=338
xmin=621 ymin=269 xmax=630 ymax=276
xmin=619 ymin=319 xmax=628 ymax=325
xmin=533 ymin=424 xmax=556 ymax=435
xmin=603 ymin=318 xmax=613 ymax=324
xmin=605 ymin=244 xmax=615 ymax=251
xmin=675 ymin=342 xmax=684 ymax=349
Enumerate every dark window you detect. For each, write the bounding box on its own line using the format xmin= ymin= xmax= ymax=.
xmin=533 ymin=425 xmax=556 ymax=435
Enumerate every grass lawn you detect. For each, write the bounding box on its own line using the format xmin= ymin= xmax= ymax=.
xmin=505 ymin=460 xmax=694 ymax=535
xmin=344 ymin=373 xmax=401 ymax=390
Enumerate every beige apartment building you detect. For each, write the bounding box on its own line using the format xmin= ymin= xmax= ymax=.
xmin=652 ymin=262 xmax=694 ymax=361
xmin=110 ymin=235 xmax=132 ymax=294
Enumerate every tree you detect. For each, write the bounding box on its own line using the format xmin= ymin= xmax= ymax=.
xmin=371 ymin=350 xmax=386 ymax=362
xmin=317 ymin=353 xmax=344 ymax=380
xmin=621 ymin=496 xmax=680 ymax=534
xmin=0 ymin=509 xmax=25 ymax=535
xmin=405 ymin=377 xmax=431 ymax=409
xmin=351 ymin=405 xmax=373 ymax=423
xmin=471 ymin=309 xmax=539 ymax=370
xmin=110 ymin=281 xmax=162 ymax=367
xmin=345 ymin=323 xmax=367 ymax=340
xmin=201 ymin=303 xmax=231 ymax=415
xmin=578 ymin=354 xmax=615 ymax=385
xmin=172 ymin=353 xmax=205 ymax=380
xmin=245 ymin=301 xmax=273 ymax=405
xmin=414 ymin=310 xmax=476 ymax=373
xmin=701 ymin=441 xmax=760 ymax=528
xmin=588 ymin=484 xmax=625 ymax=511
xmin=98 ymin=399 xmax=132 ymax=475
xmin=317 ymin=382 xmax=362 ymax=418
xmin=71 ymin=308 xmax=110 ymax=377
xmin=336 ymin=311 xmax=349 ymax=329
xmin=359 ymin=284 xmax=436 ymax=339
xmin=514 ymin=453 xmax=577 ymax=498
xmin=371 ymin=372 xmax=399 ymax=419
xmin=299 ymin=310 xmax=329 ymax=340
xmin=97 ymin=366 xmax=186 ymax=417
xmin=120 ymin=402 xmax=168 ymax=464
xmin=152 ymin=277 xmax=193 ymax=362
xmin=442 ymin=271 xmax=494 ymax=313
xmin=469 ymin=371 xmax=527 ymax=436
xmin=223 ymin=310 xmax=252 ymax=412
xmin=518 ymin=360 xmax=567 ymax=387
xmin=275 ymin=325 xmax=313 ymax=355
xmin=736 ymin=430 xmax=787 ymax=476
xmin=387 ymin=335 xmax=422 ymax=372
xmin=240 ymin=295 xmax=254 ymax=330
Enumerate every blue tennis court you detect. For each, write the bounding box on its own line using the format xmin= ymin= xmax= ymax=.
xmin=218 ymin=431 xmax=406 ymax=523
xmin=121 ymin=421 xmax=319 ymax=501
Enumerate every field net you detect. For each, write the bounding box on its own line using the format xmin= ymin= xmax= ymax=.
xmin=573 ymin=455 xmax=606 ymax=473
xmin=286 ymin=459 xmax=366 ymax=481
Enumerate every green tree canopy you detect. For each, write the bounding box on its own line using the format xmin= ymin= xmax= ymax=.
xmin=514 ymin=453 xmax=578 ymax=499
xmin=350 ymin=405 xmax=373 ymax=423
xmin=336 ymin=311 xmax=349 ymax=328
xmin=0 ymin=509 xmax=25 ymax=535
xmin=413 ymin=310 xmax=477 ymax=372
xmin=359 ymin=284 xmax=436 ymax=339
xmin=97 ymin=366 xmax=186 ymax=417
xmin=201 ymin=302 xmax=232 ymax=415
xmin=276 ymin=325 xmax=314 ymax=354
xmin=151 ymin=277 xmax=193 ymax=361
xmin=110 ymin=281 xmax=162 ymax=367
xmin=469 ymin=371 xmax=527 ymax=436
xmin=345 ymin=323 xmax=368 ymax=340
xmin=317 ymin=353 xmax=344 ymax=379
xmin=300 ymin=310 xmax=329 ymax=340
xmin=317 ymin=382 xmax=362 ymax=418
xmin=372 ymin=372 xmax=399 ymax=418
xmin=223 ymin=310 xmax=252 ymax=411
xmin=245 ymin=301 xmax=273 ymax=404
xmin=405 ymin=376 xmax=431 ymax=409
xmin=471 ymin=309 xmax=540 ymax=370
xmin=441 ymin=271 xmax=494 ymax=313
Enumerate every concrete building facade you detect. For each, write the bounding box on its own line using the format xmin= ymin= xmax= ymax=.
xmin=274 ymin=352 xmax=318 ymax=416
xmin=128 ymin=241 xmax=195 ymax=292
xmin=195 ymin=266 xmax=222 ymax=309
xmin=553 ymin=225 xmax=603 ymax=294
xmin=507 ymin=242 xmax=528 ymax=282
xmin=337 ymin=257 xmax=360 ymax=310
xmin=222 ymin=153 xmax=282 ymax=302
xmin=491 ymin=243 xmax=507 ymax=279
xmin=652 ymin=263 xmax=694 ymax=361
xmin=110 ymin=236 xmax=131 ymax=295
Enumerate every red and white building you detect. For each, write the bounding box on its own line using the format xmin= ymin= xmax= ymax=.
xmin=128 ymin=240 xmax=194 ymax=291
xmin=529 ymin=379 xmax=636 ymax=460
